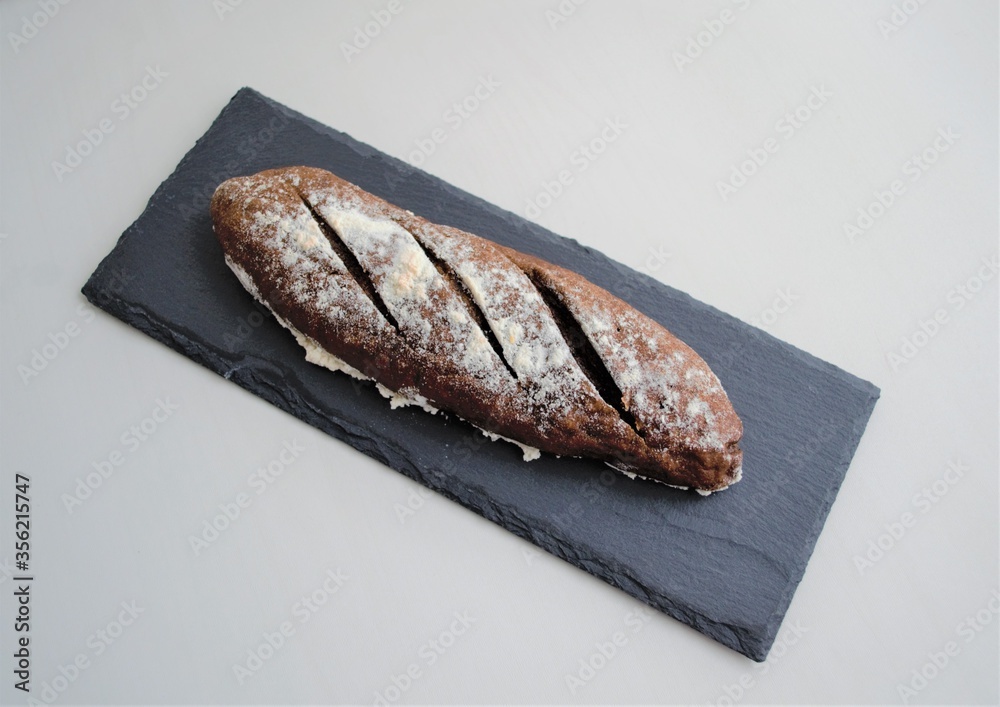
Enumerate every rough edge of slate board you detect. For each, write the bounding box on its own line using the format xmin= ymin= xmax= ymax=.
xmin=82 ymin=87 xmax=880 ymax=661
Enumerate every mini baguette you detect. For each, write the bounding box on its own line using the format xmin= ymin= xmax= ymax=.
xmin=211 ymin=166 xmax=743 ymax=493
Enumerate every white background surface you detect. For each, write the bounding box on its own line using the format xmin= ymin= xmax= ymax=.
xmin=1 ymin=1 xmax=997 ymax=704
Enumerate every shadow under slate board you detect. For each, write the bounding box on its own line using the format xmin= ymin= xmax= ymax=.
xmin=82 ymin=87 xmax=879 ymax=661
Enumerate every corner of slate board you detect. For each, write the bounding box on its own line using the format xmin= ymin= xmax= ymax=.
xmin=82 ymin=86 xmax=880 ymax=662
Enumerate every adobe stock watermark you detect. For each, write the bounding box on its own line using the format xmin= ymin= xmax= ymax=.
xmin=17 ymin=302 xmax=95 ymax=385
xmin=372 ymin=611 xmax=478 ymax=705
xmin=51 ymin=65 xmax=168 ymax=182
xmin=551 ymin=466 xmax=623 ymax=533
xmin=19 ymin=265 xmax=134 ymax=386
xmin=637 ymin=245 xmax=672 ymax=277
xmin=395 ymin=428 xmax=492 ymax=524
xmin=232 ymin=567 xmax=349 ymax=685
xmin=7 ymin=0 xmax=71 ymax=55
xmin=564 ymin=607 xmax=653 ymax=694
xmin=853 ymin=459 xmax=967 ymax=574
xmin=524 ymin=466 xmax=625 ymax=566
xmin=722 ymin=418 xmax=840 ymax=524
xmin=394 ymin=485 xmax=434 ymax=524
xmin=710 ymin=618 xmax=808 ymax=705
xmin=523 ymin=116 xmax=628 ymax=219
xmin=896 ymin=588 xmax=999 ymax=703
xmin=176 ymin=110 xmax=291 ymax=222
xmin=406 ymin=74 xmax=501 ymax=167
xmin=189 ymin=440 xmax=305 ymax=555
xmin=672 ymin=0 xmax=752 ymax=72
xmin=748 ymin=287 xmax=799 ymax=330
xmin=213 ymin=0 xmax=243 ymax=21
xmin=23 ymin=600 xmax=145 ymax=706
xmin=843 ymin=127 xmax=960 ymax=243
xmin=878 ymin=0 xmax=930 ymax=39
xmin=546 ymin=0 xmax=589 ymax=30
xmin=62 ymin=397 xmax=180 ymax=514
xmin=222 ymin=301 xmax=269 ymax=353
xmin=341 ymin=0 xmax=404 ymax=63
xmin=17 ymin=265 xmax=135 ymax=385
xmin=716 ymin=85 xmax=832 ymax=201
xmin=885 ymin=254 xmax=996 ymax=372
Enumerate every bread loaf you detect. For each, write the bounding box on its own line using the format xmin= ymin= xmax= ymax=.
xmin=211 ymin=167 xmax=743 ymax=493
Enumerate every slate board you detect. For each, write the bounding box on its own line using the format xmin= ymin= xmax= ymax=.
xmin=82 ymin=87 xmax=879 ymax=661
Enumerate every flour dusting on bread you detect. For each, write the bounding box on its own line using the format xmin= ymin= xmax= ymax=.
xmin=212 ymin=167 xmax=743 ymax=493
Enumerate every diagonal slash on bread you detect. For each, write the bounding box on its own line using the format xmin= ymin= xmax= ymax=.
xmin=211 ymin=166 xmax=743 ymax=494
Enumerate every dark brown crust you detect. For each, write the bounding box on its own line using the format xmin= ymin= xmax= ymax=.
xmin=211 ymin=166 xmax=743 ymax=492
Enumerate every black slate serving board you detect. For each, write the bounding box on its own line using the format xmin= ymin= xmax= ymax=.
xmin=83 ymin=88 xmax=879 ymax=661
